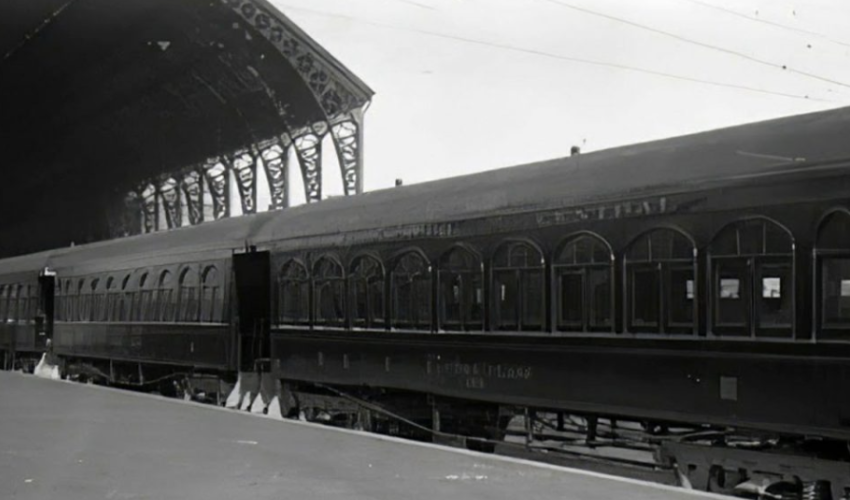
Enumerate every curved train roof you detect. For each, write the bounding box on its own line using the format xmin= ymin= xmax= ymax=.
xmin=2 ymin=105 xmax=850 ymax=278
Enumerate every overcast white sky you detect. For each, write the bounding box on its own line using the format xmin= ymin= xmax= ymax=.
xmin=268 ymin=0 xmax=850 ymax=202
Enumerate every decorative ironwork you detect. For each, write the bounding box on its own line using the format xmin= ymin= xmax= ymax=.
xmin=261 ymin=140 xmax=290 ymax=210
xmin=181 ymin=169 xmax=205 ymax=225
xmin=330 ymin=111 xmax=364 ymax=196
xmin=160 ymin=177 xmax=182 ymax=229
xmin=291 ymin=128 xmax=324 ymax=203
xmin=203 ymin=161 xmax=230 ymax=220
xmin=115 ymin=2 xmax=373 ymax=236
xmin=221 ymin=0 xmax=367 ymax=120
xmin=140 ymin=183 xmax=158 ymax=233
xmin=225 ymin=150 xmax=258 ymax=215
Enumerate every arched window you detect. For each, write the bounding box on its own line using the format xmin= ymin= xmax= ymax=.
xmin=0 ymin=285 xmax=7 ymax=322
xmin=136 ymin=272 xmax=151 ymax=321
xmin=16 ymin=284 xmax=28 ymax=322
xmin=63 ymin=279 xmax=74 ymax=321
xmin=117 ymin=275 xmax=132 ymax=321
xmin=12 ymin=284 xmax=21 ymax=321
xmin=20 ymin=284 xmax=34 ymax=322
xmin=92 ymin=278 xmax=104 ymax=321
xmin=553 ymin=234 xmax=612 ymax=332
xmin=625 ymin=229 xmax=695 ymax=334
xmin=25 ymin=284 xmax=35 ymax=321
xmin=102 ymin=277 xmax=115 ymax=322
xmin=278 ymin=260 xmax=309 ymax=325
xmin=155 ymin=270 xmax=174 ymax=321
xmin=75 ymin=279 xmax=86 ymax=321
xmin=313 ymin=256 xmax=345 ymax=327
xmin=8 ymin=284 xmax=21 ymax=322
xmin=710 ymin=218 xmax=794 ymax=337
xmin=438 ymin=246 xmax=483 ymax=331
xmin=349 ymin=255 xmax=385 ymax=328
xmin=492 ymin=240 xmax=545 ymax=331
xmin=84 ymin=278 xmax=100 ymax=321
xmin=390 ymin=251 xmax=432 ymax=330
xmin=200 ymin=266 xmax=220 ymax=323
xmin=816 ymin=210 xmax=850 ymax=340
xmin=177 ymin=267 xmax=199 ymax=322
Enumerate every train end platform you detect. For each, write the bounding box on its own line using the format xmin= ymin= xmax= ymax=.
xmin=0 ymin=371 xmax=728 ymax=500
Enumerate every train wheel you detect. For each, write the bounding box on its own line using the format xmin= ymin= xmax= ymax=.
xmin=760 ymin=481 xmax=802 ymax=500
xmin=707 ymin=465 xmax=747 ymax=496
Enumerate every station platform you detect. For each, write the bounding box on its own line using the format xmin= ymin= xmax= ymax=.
xmin=0 ymin=371 xmax=726 ymax=500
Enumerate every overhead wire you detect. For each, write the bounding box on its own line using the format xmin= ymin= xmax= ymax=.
xmin=280 ymin=3 xmax=831 ymax=103
xmin=678 ymin=0 xmax=850 ymax=50
xmin=540 ymin=0 xmax=850 ymax=90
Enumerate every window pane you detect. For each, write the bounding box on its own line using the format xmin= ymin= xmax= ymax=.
xmin=817 ymin=212 xmax=850 ymax=250
xmin=668 ymin=268 xmax=695 ymax=327
xmin=281 ymin=282 xmax=306 ymax=323
xmin=823 ymin=257 xmax=850 ymax=326
xmin=494 ymin=271 xmax=517 ymax=329
xmin=414 ymin=278 xmax=431 ymax=328
xmin=712 ymin=229 xmax=739 ymax=256
xmin=762 ymin=277 xmax=782 ymax=298
xmin=353 ymin=281 xmax=368 ymax=325
xmin=394 ymin=281 xmax=412 ymax=325
xmin=720 ymin=279 xmax=740 ymax=299
xmin=631 ymin=268 xmax=659 ymax=329
xmin=350 ymin=256 xmax=385 ymax=328
xmin=758 ymin=265 xmax=792 ymax=329
xmin=279 ymin=262 xmax=308 ymax=324
xmin=370 ymin=280 xmax=384 ymax=325
xmin=587 ymin=268 xmax=611 ymax=329
xmin=716 ymin=263 xmax=748 ymax=329
xmin=201 ymin=287 xmax=218 ymax=322
xmin=558 ymin=272 xmax=583 ymax=328
xmin=521 ymin=269 xmax=544 ymax=329
xmin=739 ymin=224 xmax=762 ymax=255
xmin=391 ymin=252 xmax=430 ymax=330
xmin=315 ymin=280 xmax=343 ymax=325
xmin=317 ymin=284 xmax=334 ymax=323
xmin=495 ymin=241 xmax=542 ymax=268
xmin=441 ymin=273 xmax=462 ymax=327
xmin=469 ymin=275 xmax=483 ymax=326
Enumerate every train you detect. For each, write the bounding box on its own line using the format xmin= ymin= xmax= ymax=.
xmin=3 ymin=106 xmax=850 ymax=498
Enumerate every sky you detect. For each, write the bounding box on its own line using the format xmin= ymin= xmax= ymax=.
xmin=266 ymin=0 xmax=850 ymax=203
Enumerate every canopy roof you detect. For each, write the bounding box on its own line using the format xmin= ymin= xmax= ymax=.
xmin=0 ymin=0 xmax=373 ymax=255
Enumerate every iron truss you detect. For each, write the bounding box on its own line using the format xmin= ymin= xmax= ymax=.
xmin=123 ymin=0 xmax=372 ymax=234
xmin=127 ymin=112 xmax=364 ymax=234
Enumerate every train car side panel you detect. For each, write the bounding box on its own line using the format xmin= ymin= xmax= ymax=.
xmin=271 ymin=330 xmax=850 ymax=440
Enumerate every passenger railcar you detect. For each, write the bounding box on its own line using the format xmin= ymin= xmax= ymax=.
xmin=3 ymin=106 xmax=850 ymax=496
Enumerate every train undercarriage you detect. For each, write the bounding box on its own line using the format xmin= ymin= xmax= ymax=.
xmin=280 ymin=378 xmax=850 ymax=500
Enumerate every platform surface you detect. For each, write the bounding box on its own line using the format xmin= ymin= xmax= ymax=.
xmin=0 ymin=372 xmax=723 ymax=500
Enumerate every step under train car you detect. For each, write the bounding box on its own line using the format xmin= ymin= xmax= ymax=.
xmin=3 ymin=106 xmax=850 ymax=496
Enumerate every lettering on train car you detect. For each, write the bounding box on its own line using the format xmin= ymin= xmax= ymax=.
xmin=536 ymin=196 xmax=672 ymax=226
xmin=378 ymin=222 xmax=455 ymax=240
xmin=427 ymin=358 xmax=533 ymax=390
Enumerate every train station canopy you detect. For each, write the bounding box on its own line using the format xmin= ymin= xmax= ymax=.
xmin=0 ymin=0 xmax=373 ymax=257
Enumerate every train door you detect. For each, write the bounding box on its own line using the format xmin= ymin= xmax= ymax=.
xmin=35 ymin=269 xmax=55 ymax=350
xmin=233 ymin=250 xmax=271 ymax=372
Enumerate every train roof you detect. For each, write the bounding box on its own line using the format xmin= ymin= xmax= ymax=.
xmin=2 ymin=105 xmax=850 ymax=278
